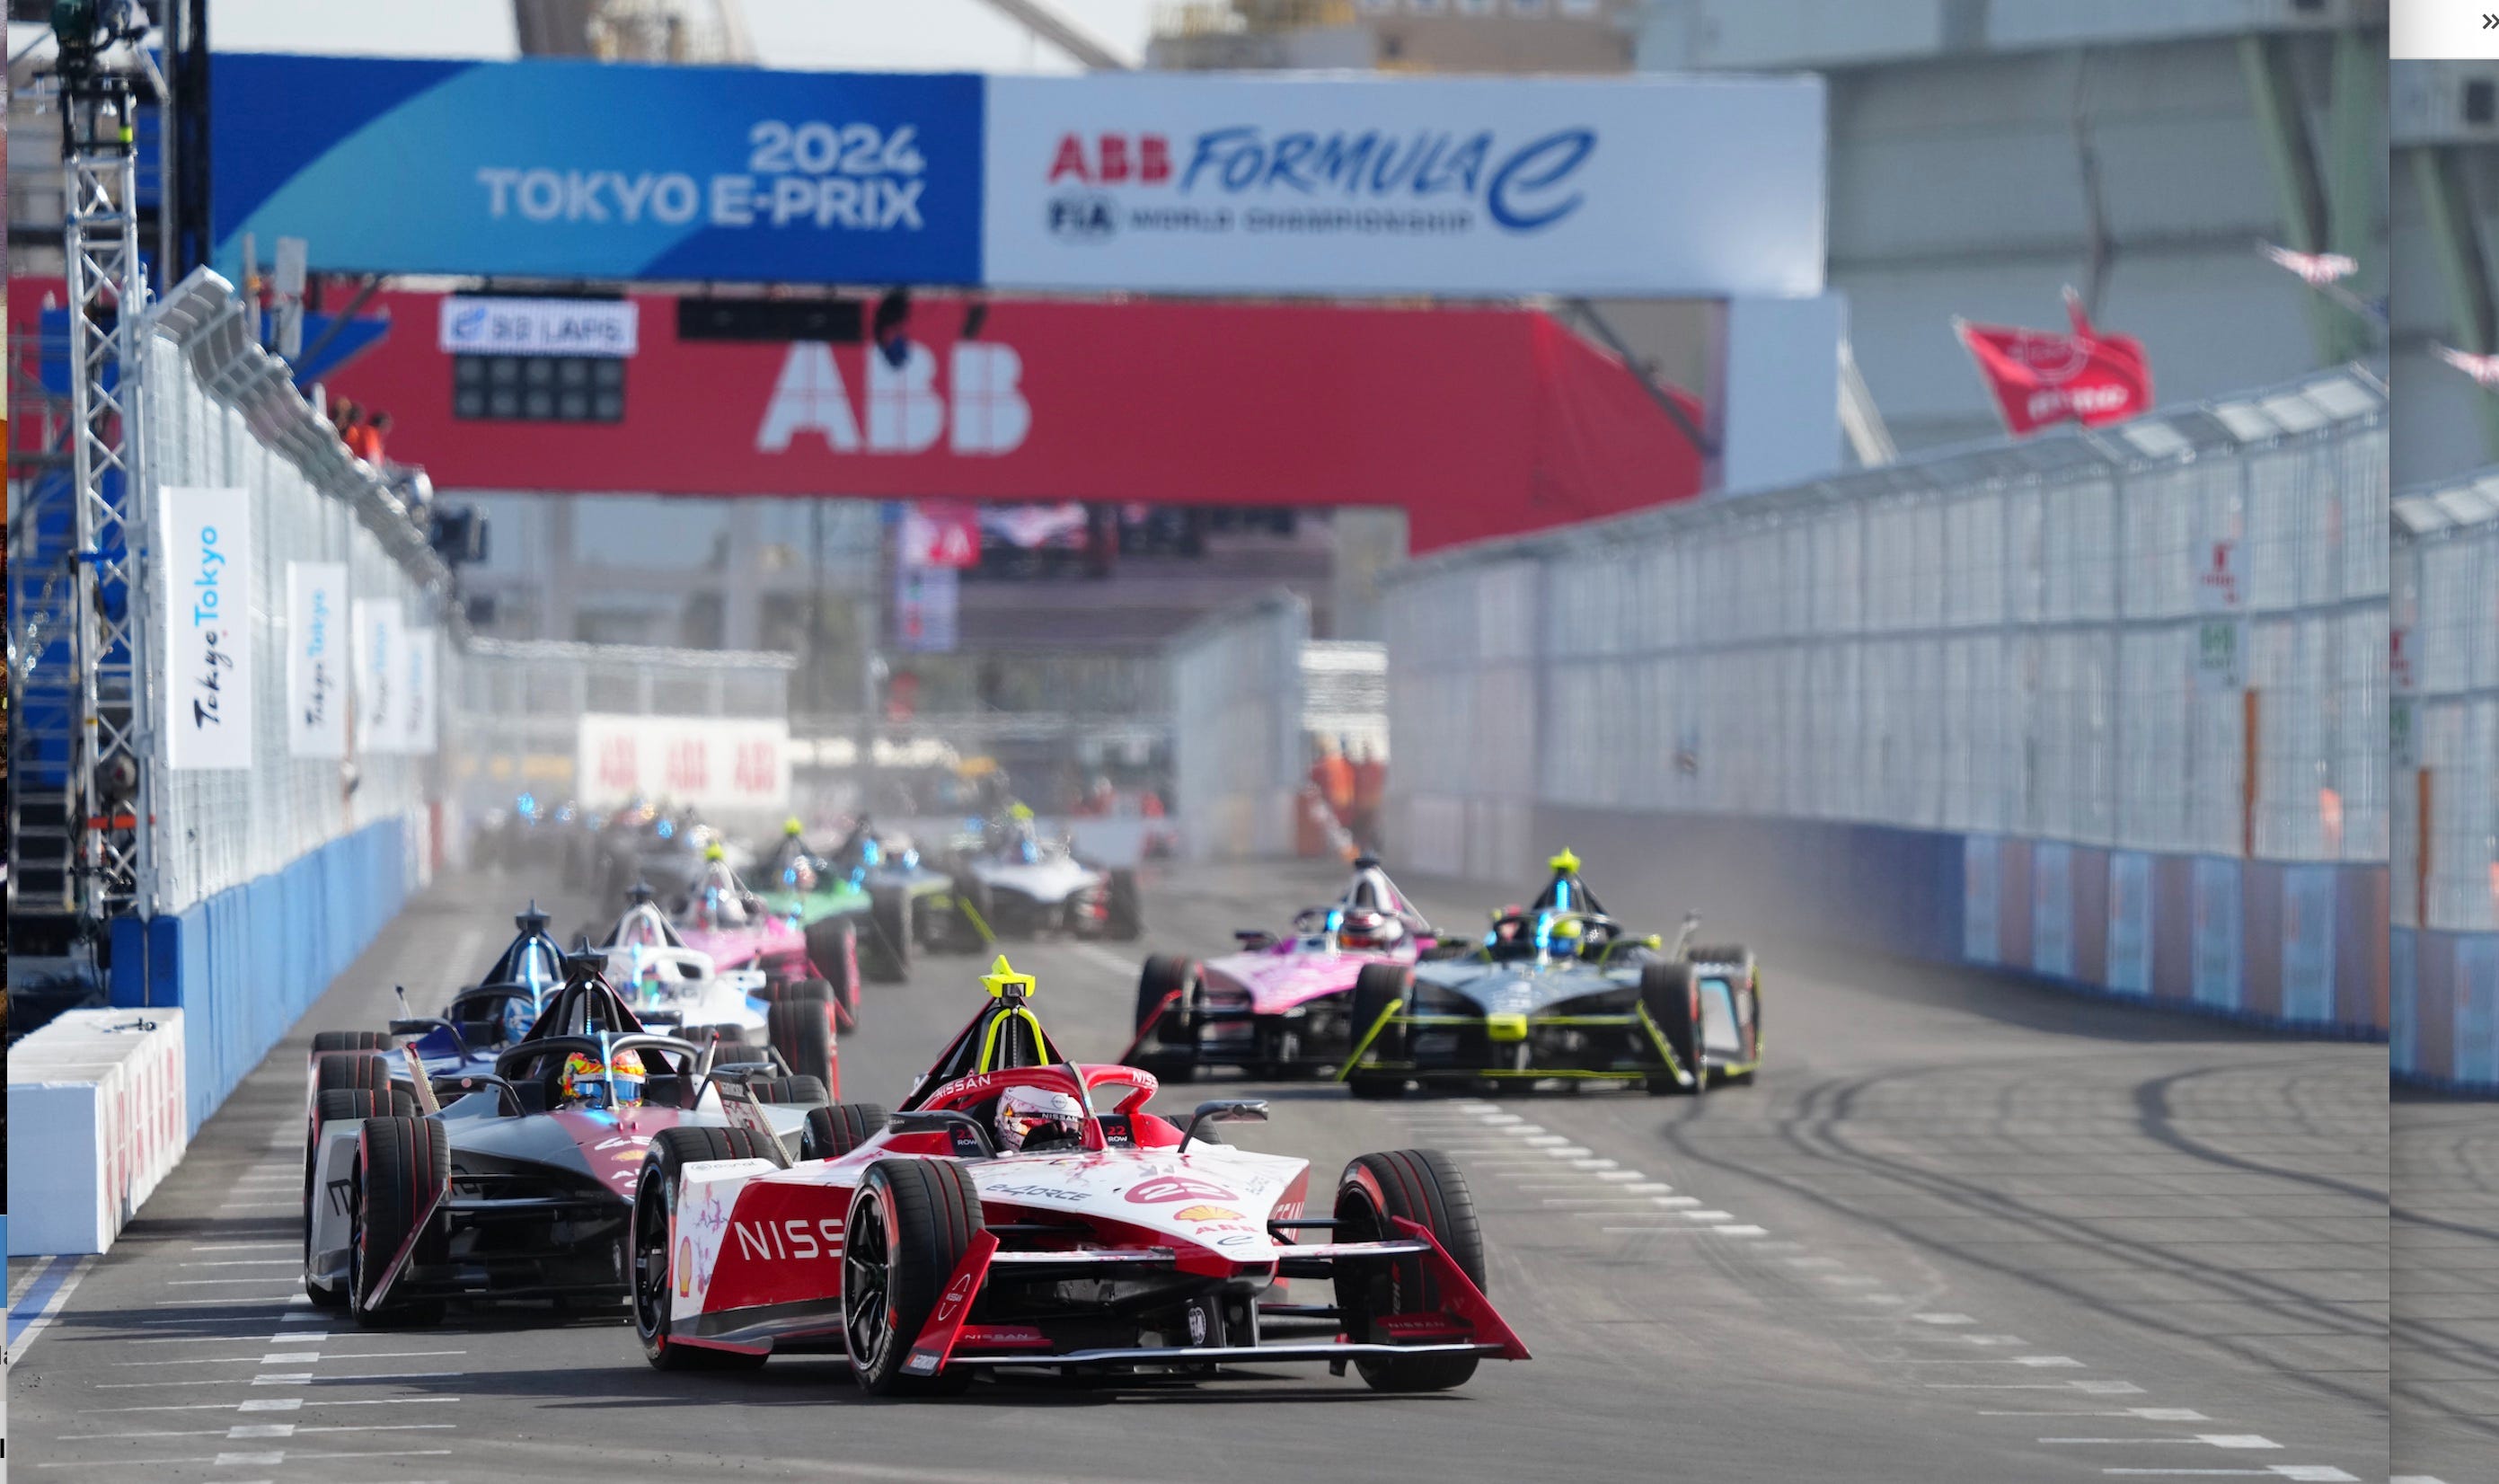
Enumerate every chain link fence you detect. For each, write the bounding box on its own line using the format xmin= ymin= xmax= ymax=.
xmin=1170 ymin=591 xmax=1311 ymax=861
xmin=446 ymin=637 xmax=794 ymax=832
xmin=144 ymin=271 xmax=453 ymax=916
xmin=2393 ymin=473 xmax=2499 ymax=1084
xmin=1383 ymin=367 xmax=2389 ymax=1031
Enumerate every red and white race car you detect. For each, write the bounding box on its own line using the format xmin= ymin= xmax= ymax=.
xmin=630 ymin=956 xmax=1525 ymax=1394
xmin=1122 ymin=856 xmax=1443 ymax=1079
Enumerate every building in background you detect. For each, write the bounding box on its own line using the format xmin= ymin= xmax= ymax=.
xmin=1637 ymin=1 xmax=2388 ymax=453
xmin=1150 ymin=0 xmax=1635 ymax=73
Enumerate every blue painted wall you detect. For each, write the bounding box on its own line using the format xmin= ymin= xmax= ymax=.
xmin=110 ymin=818 xmax=409 ymax=1134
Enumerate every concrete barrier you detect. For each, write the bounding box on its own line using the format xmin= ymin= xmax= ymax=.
xmin=8 ymin=1009 xmax=189 ymax=1255
xmin=110 ymin=816 xmax=410 ymax=1135
xmin=1399 ymin=800 xmax=2385 ymax=1039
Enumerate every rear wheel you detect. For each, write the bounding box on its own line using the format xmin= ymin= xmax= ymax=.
xmin=802 ymin=1101 xmax=892 ymax=1162
xmin=864 ymin=889 xmax=914 ymax=982
xmin=807 ymin=920 xmax=862 ymax=1019
xmin=843 ymin=1158 xmax=983 ymax=1395
xmin=1640 ymin=961 xmax=1706 ymax=1096
xmin=1334 ymin=1149 xmax=1486 ymax=1392
xmin=632 ymin=1126 xmax=785 ymax=1371
xmin=311 ymin=1030 xmax=391 ymax=1056
xmin=349 ymin=1116 xmax=449 ymax=1328
xmin=766 ymin=999 xmax=838 ymax=1098
xmin=752 ymin=1075 xmax=829 ymax=1106
xmin=313 ymin=1051 xmax=393 ymax=1100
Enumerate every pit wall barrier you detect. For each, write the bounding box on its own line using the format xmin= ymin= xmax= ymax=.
xmin=1394 ymin=802 xmax=2387 ymax=1036
xmin=6 ymin=1009 xmax=190 ymax=1256
xmin=107 ymin=815 xmax=411 ymax=1137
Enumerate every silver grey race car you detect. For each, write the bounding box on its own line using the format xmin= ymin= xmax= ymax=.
xmin=1338 ymin=851 xmax=1762 ymax=1098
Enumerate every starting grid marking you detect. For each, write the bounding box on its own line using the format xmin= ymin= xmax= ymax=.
xmin=1406 ymin=1097 xmax=2364 ymax=1483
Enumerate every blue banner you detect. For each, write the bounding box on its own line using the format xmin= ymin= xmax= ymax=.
xmin=211 ymin=55 xmax=985 ymax=285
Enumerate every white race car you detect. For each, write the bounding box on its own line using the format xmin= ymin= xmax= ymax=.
xmin=593 ymin=890 xmax=837 ymax=1092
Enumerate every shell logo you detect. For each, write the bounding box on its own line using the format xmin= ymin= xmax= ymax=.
xmin=678 ymin=1238 xmax=695 ymax=1297
xmin=1172 ymin=1204 xmax=1242 ymax=1223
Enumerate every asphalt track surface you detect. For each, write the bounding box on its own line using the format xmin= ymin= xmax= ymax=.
xmin=9 ymin=860 xmax=2392 ymax=1483
xmin=2392 ymin=1092 xmax=2499 ymax=1484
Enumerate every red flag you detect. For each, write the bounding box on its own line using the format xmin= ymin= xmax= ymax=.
xmin=1955 ymin=298 xmax=2152 ymax=437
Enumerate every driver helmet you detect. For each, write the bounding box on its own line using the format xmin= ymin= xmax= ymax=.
xmin=994 ymin=1084 xmax=1085 ymax=1153
xmin=1339 ymin=906 xmax=1405 ymax=952
xmin=499 ymin=994 xmax=539 ymax=1046
xmin=559 ymin=1048 xmax=648 ymax=1110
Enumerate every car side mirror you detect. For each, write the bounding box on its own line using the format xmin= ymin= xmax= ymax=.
xmin=387 ymin=1019 xmax=434 ymax=1038
xmin=1180 ymin=1099 xmax=1269 ymax=1152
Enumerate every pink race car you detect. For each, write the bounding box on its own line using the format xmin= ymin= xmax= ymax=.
xmin=667 ymin=849 xmax=861 ymax=1030
xmin=1122 ymin=857 xmax=1441 ymax=1079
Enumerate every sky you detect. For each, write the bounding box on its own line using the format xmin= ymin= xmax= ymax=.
xmin=211 ymin=0 xmax=1160 ymax=70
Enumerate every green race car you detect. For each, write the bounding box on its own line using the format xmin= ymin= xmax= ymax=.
xmin=1338 ymin=851 xmax=1763 ymax=1099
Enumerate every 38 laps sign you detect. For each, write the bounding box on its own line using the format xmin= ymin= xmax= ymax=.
xmin=576 ymin=714 xmax=790 ymax=812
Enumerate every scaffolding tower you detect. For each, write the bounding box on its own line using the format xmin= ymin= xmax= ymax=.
xmin=8 ymin=67 xmax=156 ymax=950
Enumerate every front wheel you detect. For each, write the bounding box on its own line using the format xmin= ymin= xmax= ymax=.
xmin=1135 ymin=955 xmax=1198 ymax=1050
xmin=1102 ymin=870 xmax=1144 ymax=941
xmin=1640 ymin=961 xmax=1706 ymax=1096
xmin=349 ymin=1117 xmax=449 ymax=1328
xmin=1334 ymin=1149 xmax=1486 ymax=1391
xmin=632 ymin=1126 xmax=781 ymax=1371
xmin=843 ymin=1159 xmax=984 ymax=1395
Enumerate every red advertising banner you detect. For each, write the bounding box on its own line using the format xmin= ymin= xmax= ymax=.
xmin=307 ymin=290 xmax=1709 ymax=552
xmin=1954 ymin=292 xmax=2151 ymax=437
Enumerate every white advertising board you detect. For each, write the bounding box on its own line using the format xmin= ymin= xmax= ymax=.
xmin=983 ymin=73 xmax=1825 ymax=298
xmin=159 ymin=487 xmax=256 ymax=770
xmin=286 ymin=561 xmax=349 ymax=758
xmin=577 ymin=713 xmax=790 ymax=812
xmin=353 ymin=598 xmax=403 ymax=754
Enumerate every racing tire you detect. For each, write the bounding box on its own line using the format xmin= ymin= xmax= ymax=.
xmin=1686 ymin=943 xmax=1752 ymax=971
xmin=756 ymin=976 xmax=853 ymax=1034
xmin=1348 ymin=963 xmax=1413 ymax=1069
xmin=766 ymin=999 xmax=839 ymax=1100
xmin=1135 ymin=955 xmax=1199 ymax=1049
xmin=311 ymin=1030 xmax=391 ymax=1056
xmin=807 ymin=919 xmax=863 ymax=1017
xmin=349 ymin=1116 xmax=449 ymax=1328
xmin=631 ymin=1126 xmax=786 ymax=1371
xmin=313 ymin=1051 xmax=394 ymax=1100
xmin=1335 ymin=1149 xmax=1487 ymax=1392
xmin=843 ymin=1158 xmax=984 ymax=1396
xmin=863 ymin=889 xmax=914 ymax=983
xmin=754 ymin=1075 xmax=830 ymax=1106
xmin=304 ymin=1087 xmax=390 ymax=1310
xmin=1103 ymin=870 xmax=1144 ymax=941
xmin=803 ymin=1101 xmax=892 ymax=1162
xmin=1640 ymin=960 xmax=1707 ymax=1096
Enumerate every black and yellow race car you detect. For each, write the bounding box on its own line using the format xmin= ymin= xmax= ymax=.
xmin=1338 ymin=851 xmax=1762 ymax=1098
